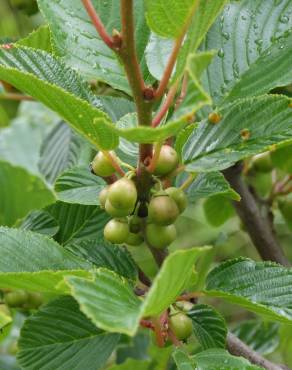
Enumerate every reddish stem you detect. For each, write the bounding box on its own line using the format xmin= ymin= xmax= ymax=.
xmin=175 ymin=74 xmax=188 ymax=110
xmin=168 ymin=328 xmax=183 ymax=347
xmin=147 ymin=142 xmax=162 ymax=173
xmin=101 ymin=151 xmax=125 ymax=177
xmin=82 ymin=0 xmax=114 ymax=49
xmin=152 ymin=81 xmax=179 ymax=127
xmin=0 ymin=93 xmax=33 ymax=101
xmin=176 ymin=291 xmax=204 ymax=301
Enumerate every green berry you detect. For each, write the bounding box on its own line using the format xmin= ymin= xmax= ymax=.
xmin=129 ymin=215 xmax=143 ymax=234
xmin=169 ymin=312 xmax=193 ymax=340
xmin=145 ymin=224 xmax=176 ymax=249
xmin=126 ymin=232 xmax=144 ymax=246
xmin=99 ymin=186 xmax=109 ymax=208
xmin=104 ymin=219 xmax=129 ymax=244
xmin=108 ymin=178 xmax=137 ymax=210
xmin=148 ymin=195 xmax=179 ymax=225
xmin=105 ymin=199 xmax=133 ymax=217
xmin=165 ymin=187 xmax=187 ymax=213
xmin=154 ymin=145 xmax=179 ymax=176
xmin=26 ymin=292 xmax=43 ymax=309
xmin=91 ymin=151 xmax=116 ymax=177
xmin=4 ymin=290 xmax=28 ymax=308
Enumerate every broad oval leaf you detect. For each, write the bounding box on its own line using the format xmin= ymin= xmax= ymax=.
xmin=187 ymin=304 xmax=227 ymax=350
xmin=183 ymin=95 xmax=292 ymax=172
xmin=203 ymin=0 xmax=292 ymax=104
xmin=66 ymin=238 xmax=137 ymax=281
xmin=55 ymin=167 xmax=106 ymax=206
xmin=18 ymin=296 xmax=119 ymax=370
xmin=0 ymin=161 xmax=55 ymax=227
xmin=205 ymin=258 xmax=292 ymax=324
xmin=38 ymin=0 xmax=150 ymax=93
xmin=20 ymin=210 xmax=59 ymax=237
xmin=192 ymin=349 xmax=264 ymax=370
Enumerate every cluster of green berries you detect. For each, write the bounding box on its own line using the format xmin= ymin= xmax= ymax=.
xmin=4 ymin=290 xmax=43 ymax=309
xmin=91 ymin=145 xmax=188 ymax=249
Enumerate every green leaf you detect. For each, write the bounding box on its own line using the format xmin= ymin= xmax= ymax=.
xmin=109 ymin=359 xmax=150 ymax=370
xmin=66 ymin=238 xmax=137 ymax=281
xmin=192 ymin=349 xmax=264 ymax=370
xmin=55 ymin=167 xmax=106 ymax=206
xmin=0 ymin=103 xmax=58 ymax=175
xmin=47 ymin=202 xmax=110 ymax=245
xmin=0 ymin=309 xmax=12 ymax=330
xmin=16 ymin=25 xmax=53 ymax=52
xmin=203 ymin=195 xmax=235 ymax=227
xmin=182 ymin=172 xmax=240 ymax=202
xmin=20 ymin=210 xmax=59 ymax=237
xmin=187 ymin=304 xmax=227 ymax=350
xmin=65 ymin=248 xmax=210 ymax=336
xmin=183 ymin=95 xmax=292 ymax=172
xmin=173 ymin=349 xmax=195 ymax=370
xmin=205 ymin=258 xmax=292 ymax=324
xmin=232 ymin=320 xmax=280 ymax=356
xmin=145 ymin=0 xmax=199 ymax=38
xmin=39 ymin=121 xmax=92 ymax=184
xmin=203 ymin=0 xmax=292 ymax=104
xmin=66 ymin=269 xmax=142 ymax=336
xmin=0 ymin=161 xmax=55 ymax=227
xmin=141 ymin=247 xmax=210 ymax=317
xmin=271 ymin=143 xmax=292 ymax=173
xmin=0 ymin=227 xmax=92 ymax=293
xmin=38 ymin=0 xmax=149 ymax=93
xmin=0 ymin=46 xmax=118 ymax=150
xmin=18 ymin=296 xmax=119 ymax=370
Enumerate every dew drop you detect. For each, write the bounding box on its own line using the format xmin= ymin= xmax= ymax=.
xmin=218 ymin=48 xmax=225 ymax=58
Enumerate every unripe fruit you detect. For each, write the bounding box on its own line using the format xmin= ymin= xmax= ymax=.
xmin=146 ymin=224 xmax=176 ymax=249
xmin=108 ymin=178 xmax=137 ymax=210
xmin=169 ymin=312 xmax=193 ymax=340
xmin=154 ymin=145 xmax=179 ymax=176
xmin=4 ymin=290 xmax=28 ymax=308
xmin=165 ymin=187 xmax=187 ymax=213
xmin=176 ymin=301 xmax=194 ymax=312
xmin=26 ymin=292 xmax=43 ymax=309
xmin=252 ymin=152 xmax=273 ymax=173
xmin=99 ymin=186 xmax=109 ymax=208
xmin=104 ymin=219 xmax=129 ymax=244
xmin=129 ymin=215 xmax=143 ymax=234
xmin=148 ymin=195 xmax=179 ymax=225
xmin=91 ymin=151 xmax=116 ymax=177
xmin=105 ymin=199 xmax=133 ymax=217
xmin=126 ymin=232 xmax=144 ymax=246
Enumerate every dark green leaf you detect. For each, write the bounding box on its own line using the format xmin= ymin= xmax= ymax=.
xmin=18 ymin=296 xmax=119 ymax=370
xmin=20 ymin=210 xmax=59 ymax=237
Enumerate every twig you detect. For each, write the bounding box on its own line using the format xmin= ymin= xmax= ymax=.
xmin=223 ymin=163 xmax=290 ymax=266
xmin=176 ymin=292 xmax=204 ymax=301
xmin=82 ymin=0 xmax=114 ymax=49
xmin=0 ymin=93 xmax=33 ymax=101
xmin=154 ymin=3 xmax=199 ymax=100
xmin=227 ymin=333 xmax=290 ymax=370
xmin=175 ymin=74 xmax=188 ymax=110
xmin=101 ymin=151 xmax=125 ymax=177
xmin=152 ymin=81 xmax=179 ymax=127
xmin=138 ymin=268 xmax=151 ymax=287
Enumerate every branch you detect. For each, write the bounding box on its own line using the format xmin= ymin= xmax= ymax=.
xmin=152 ymin=81 xmax=179 ymax=127
xmin=227 ymin=333 xmax=290 ymax=370
xmin=223 ymin=163 xmax=290 ymax=266
xmin=82 ymin=0 xmax=114 ymax=49
xmin=0 ymin=93 xmax=33 ymax=101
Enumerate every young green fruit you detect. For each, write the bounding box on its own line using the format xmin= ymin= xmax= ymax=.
xmin=252 ymin=152 xmax=273 ymax=173
xmin=126 ymin=232 xmax=144 ymax=246
xmin=99 ymin=186 xmax=109 ymax=208
xmin=146 ymin=224 xmax=176 ymax=249
xmin=91 ymin=151 xmax=116 ymax=177
xmin=165 ymin=187 xmax=187 ymax=213
xmin=154 ymin=145 xmax=179 ymax=176
xmin=129 ymin=215 xmax=143 ymax=234
xmin=4 ymin=290 xmax=28 ymax=308
xmin=108 ymin=178 xmax=137 ymax=210
xmin=169 ymin=312 xmax=193 ymax=341
xmin=148 ymin=195 xmax=179 ymax=225
xmin=105 ymin=199 xmax=133 ymax=217
xmin=104 ymin=219 xmax=129 ymax=244
xmin=26 ymin=292 xmax=43 ymax=309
